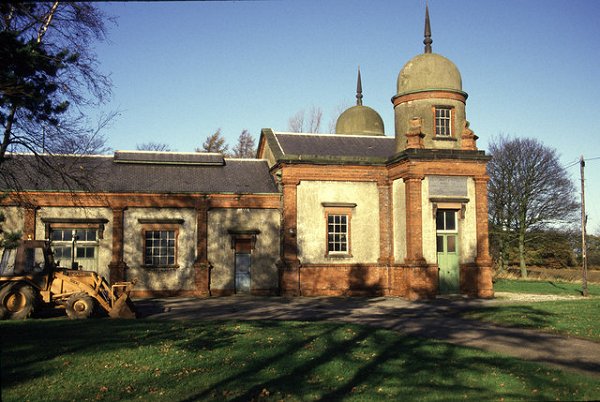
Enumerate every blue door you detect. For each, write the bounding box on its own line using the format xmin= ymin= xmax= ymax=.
xmin=235 ymin=253 xmax=251 ymax=293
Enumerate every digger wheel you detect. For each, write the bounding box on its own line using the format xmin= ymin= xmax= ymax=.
xmin=65 ymin=293 xmax=94 ymax=320
xmin=0 ymin=282 xmax=36 ymax=320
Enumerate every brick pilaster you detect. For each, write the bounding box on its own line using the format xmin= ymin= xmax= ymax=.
xmin=403 ymin=176 xmax=426 ymax=265
xmin=280 ymin=178 xmax=300 ymax=296
xmin=473 ymin=176 xmax=494 ymax=298
xmin=377 ymin=181 xmax=393 ymax=265
xmin=23 ymin=207 xmax=37 ymax=240
xmin=474 ymin=177 xmax=492 ymax=266
xmin=193 ymin=198 xmax=211 ymax=297
xmin=108 ymin=207 xmax=128 ymax=284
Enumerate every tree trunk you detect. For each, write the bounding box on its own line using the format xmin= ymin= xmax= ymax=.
xmin=0 ymin=105 xmax=17 ymax=164
xmin=497 ymin=234 xmax=506 ymax=274
xmin=518 ymin=228 xmax=528 ymax=278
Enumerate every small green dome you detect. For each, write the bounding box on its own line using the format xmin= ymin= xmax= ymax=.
xmin=335 ymin=105 xmax=385 ymax=136
xmin=397 ymin=53 xmax=462 ymax=96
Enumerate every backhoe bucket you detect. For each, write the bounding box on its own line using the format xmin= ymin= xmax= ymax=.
xmin=108 ymin=293 xmax=137 ymax=319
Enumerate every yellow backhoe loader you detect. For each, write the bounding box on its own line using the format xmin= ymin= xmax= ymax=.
xmin=0 ymin=240 xmax=136 ymax=319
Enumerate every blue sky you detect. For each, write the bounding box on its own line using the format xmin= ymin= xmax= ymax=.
xmin=94 ymin=0 xmax=600 ymax=233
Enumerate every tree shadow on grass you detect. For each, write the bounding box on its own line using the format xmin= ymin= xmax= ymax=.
xmin=175 ymin=321 xmax=597 ymax=402
xmin=0 ymin=318 xmax=238 ymax=391
xmin=2 ymin=298 xmax=600 ymax=401
xmin=546 ymin=280 xmax=580 ymax=295
xmin=464 ymin=304 xmax=556 ymax=330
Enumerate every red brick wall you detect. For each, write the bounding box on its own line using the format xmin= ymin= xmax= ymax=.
xmin=299 ymin=265 xmax=388 ymax=296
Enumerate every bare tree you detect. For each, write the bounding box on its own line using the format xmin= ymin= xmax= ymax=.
xmin=328 ymin=102 xmax=352 ymax=133
xmin=231 ymin=130 xmax=256 ymax=158
xmin=488 ymin=136 xmax=578 ymax=277
xmin=197 ymin=129 xmax=229 ymax=155
xmin=136 ymin=142 xmax=173 ymax=152
xmin=287 ymin=106 xmax=323 ymax=133
xmin=0 ymin=2 xmax=114 ymax=188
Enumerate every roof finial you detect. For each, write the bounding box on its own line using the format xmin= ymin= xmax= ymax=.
xmin=424 ymin=4 xmax=432 ymax=53
xmin=356 ymin=66 xmax=363 ymax=106
xmin=356 ymin=66 xmax=362 ymax=106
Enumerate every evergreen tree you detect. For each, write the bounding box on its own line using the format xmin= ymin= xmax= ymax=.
xmin=231 ymin=130 xmax=256 ymax=158
xmin=197 ymin=129 xmax=229 ymax=155
xmin=0 ymin=2 xmax=114 ymax=189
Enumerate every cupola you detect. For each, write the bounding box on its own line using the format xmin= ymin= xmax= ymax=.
xmin=392 ymin=6 xmax=472 ymax=152
xmin=336 ymin=68 xmax=384 ymax=136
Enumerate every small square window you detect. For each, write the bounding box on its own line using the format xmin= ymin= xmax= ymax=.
xmin=144 ymin=229 xmax=177 ymax=267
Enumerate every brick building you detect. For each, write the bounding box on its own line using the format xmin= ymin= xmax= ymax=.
xmin=0 ymin=8 xmax=493 ymax=299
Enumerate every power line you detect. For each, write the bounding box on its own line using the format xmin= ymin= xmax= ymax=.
xmin=564 ymin=160 xmax=580 ymax=169
xmin=564 ymin=156 xmax=600 ymax=169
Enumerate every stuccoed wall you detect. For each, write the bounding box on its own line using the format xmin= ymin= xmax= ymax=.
xmin=296 ymin=180 xmax=380 ymax=264
xmin=421 ymin=178 xmax=436 ymax=263
xmin=261 ymin=142 xmax=278 ymax=169
xmin=123 ymin=207 xmax=196 ymax=291
xmin=394 ymin=98 xmax=466 ymax=151
xmin=208 ymin=208 xmax=280 ymax=292
xmin=36 ymin=207 xmax=113 ymax=280
xmin=1 ymin=206 xmax=24 ymax=237
xmin=392 ymin=179 xmax=407 ymax=263
xmin=461 ymin=178 xmax=477 ymax=262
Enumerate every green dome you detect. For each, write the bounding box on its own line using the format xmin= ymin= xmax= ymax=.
xmin=335 ymin=105 xmax=384 ymax=136
xmin=396 ymin=53 xmax=462 ymax=96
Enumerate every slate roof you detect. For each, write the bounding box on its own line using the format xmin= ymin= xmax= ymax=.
xmin=260 ymin=129 xmax=490 ymax=165
xmin=0 ymin=153 xmax=279 ymax=194
xmin=269 ymin=132 xmax=396 ymax=162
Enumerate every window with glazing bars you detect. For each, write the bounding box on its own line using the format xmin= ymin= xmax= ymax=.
xmin=51 ymin=228 xmax=98 ymax=269
xmin=435 ymin=107 xmax=452 ymax=136
xmin=327 ymin=214 xmax=348 ymax=253
xmin=144 ymin=230 xmax=176 ymax=266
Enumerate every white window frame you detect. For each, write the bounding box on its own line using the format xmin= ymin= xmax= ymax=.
xmin=435 ymin=107 xmax=452 ymax=137
xmin=143 ymin=228 xmax=178 ymax=267
xmin=327 ymin=213 xmax=349 ymax=255
xmin=50 ymin=227 xmax=99 ymax=270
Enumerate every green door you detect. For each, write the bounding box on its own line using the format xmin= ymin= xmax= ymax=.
xmin=436 ymin=210 xmax=459 ymax=293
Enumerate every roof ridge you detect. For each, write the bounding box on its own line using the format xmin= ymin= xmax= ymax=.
xmin=275 ymin=132 xmax=393 ymax=139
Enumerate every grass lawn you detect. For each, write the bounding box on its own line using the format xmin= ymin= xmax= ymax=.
xmin=2 ymin=319 xmax=599 ymax=402
xmin=493 ymin=278 xmax=600 ymax=296
xmin=462 ymin=279 xmax=600 ymax=341
xmin=465 ymin=298 xmax=600 ymax=341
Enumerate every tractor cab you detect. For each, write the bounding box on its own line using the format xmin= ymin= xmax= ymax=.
xmin=0 ymin=240 xmax=54 ymax=289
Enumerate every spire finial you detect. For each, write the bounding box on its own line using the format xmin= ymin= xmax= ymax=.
xmin=356 ymin=66 xmax=363 ymax=106
xmin=424 ymin=4 xmax=432 ymax=53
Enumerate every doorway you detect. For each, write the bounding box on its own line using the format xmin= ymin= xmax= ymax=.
xmin=436 ymin=209 xmax=459 ymax=293
xmin=235 ymin=253 xmax=251 ymax=293
xmin=234 ymin=237 xmax=252 ymax=294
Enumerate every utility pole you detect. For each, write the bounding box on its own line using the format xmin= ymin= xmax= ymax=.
xmin=580 ymin=155 xmax=589 ymax=297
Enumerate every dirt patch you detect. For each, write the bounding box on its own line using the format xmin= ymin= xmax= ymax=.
xmin=494 ymin=292 xmax=592 ymax=302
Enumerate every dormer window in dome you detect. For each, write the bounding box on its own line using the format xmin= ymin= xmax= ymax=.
xmin=434 ymin=106 xmax=453 ymax=137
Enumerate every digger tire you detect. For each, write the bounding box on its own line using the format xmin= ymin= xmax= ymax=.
xmin=0 ymin=282 xmax=36 ymax=320
xmin=65 ymin=292 xmax=95 ymax=320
